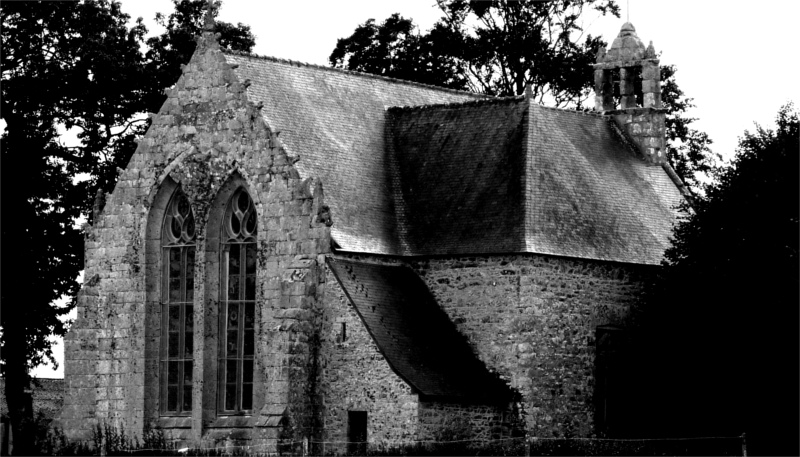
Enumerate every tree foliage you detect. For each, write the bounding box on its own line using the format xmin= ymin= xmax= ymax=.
xmin=435 ymin=0 xmax=618 ymax=103
xmin=660 ymin=64 xmax=720 ymax=193
xmin=329 ymin=14 xmax=466 ymax=90
xmin=0 ymin=0 xmax=253 ymax=444
xmin=635 ymin=104 xmax=799 ymax=455
xmin=332 ymin=0 xmax=619 ymax=105
xmin=143 ymin=0 xmax=255 ymax=111
xmin=1 ymin=0 xmax=146 ymax=375
xmin=331 ymin=2 xmax=719 ymax=188
xmin=1 ymin=1 xmax=146 ymax=449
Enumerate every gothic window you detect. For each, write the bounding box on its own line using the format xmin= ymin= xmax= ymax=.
xmin=219 ymin=188 xmax=257 ymax=413
xmin=161 ymin=190 xmax=196 ymax=415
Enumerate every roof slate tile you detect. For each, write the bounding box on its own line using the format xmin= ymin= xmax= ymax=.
xmin=225 ymin=52 xmax=482 ymax=255
xmin=223 ymin=52 xmax=685 ymax=265
xmin=387 ymin=97 xmax=528 ymax=255
xmin=526 ymin=104 xmax=683 ymax=264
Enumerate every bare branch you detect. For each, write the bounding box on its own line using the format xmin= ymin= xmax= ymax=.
xmin=110 ymin=117 xmax=147 ymax=138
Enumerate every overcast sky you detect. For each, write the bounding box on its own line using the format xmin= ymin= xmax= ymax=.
xmin=125 ymin=0 xmax=799 ymax=159
xmin=31 ymin=0 xmax=799 ymax=378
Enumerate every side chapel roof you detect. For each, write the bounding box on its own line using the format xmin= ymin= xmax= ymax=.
xmin=327 ymin=258 xmax=512 ymax=402
xmin=223 ymin=51 xmax=685 ymax=265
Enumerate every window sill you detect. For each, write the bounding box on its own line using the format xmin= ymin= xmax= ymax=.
xmin=157 ymin=416 xmax=192 ymax=429
xmin=209 ymin=415 xmax=253 ymax=428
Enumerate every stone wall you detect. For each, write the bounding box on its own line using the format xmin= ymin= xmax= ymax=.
xmin=0 ymin=378 xmax=65 ymax=422
xmin=331 ymin=252 xmax=652 ymax=438
xmin=315 ymin=262 xmax=419 ymax=455
xmin=314 ymin=258 xmax=522 ymax=453
xmin=57 ymin=25 xmax=331 ymax=450
xmin=411 ymin=255 xmax=651 ymax=438
xmin=417 ymin=401 xmax=515 ymax=443
xmin=611 ymin=107 xmax=667 ymax=163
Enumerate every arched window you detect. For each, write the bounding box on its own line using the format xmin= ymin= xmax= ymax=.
xmin=219 ymin=188 xmax=257 ymax=413
xmin=161 ymin=190 xmax=196 ymax=415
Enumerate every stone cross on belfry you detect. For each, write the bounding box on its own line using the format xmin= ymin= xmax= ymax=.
xmin=204 ymin=0 xmax=215 ymax=32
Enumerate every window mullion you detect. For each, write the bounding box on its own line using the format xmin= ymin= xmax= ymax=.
xmin=240 ymin=246 xmax=247 ymax=411
xmin=237 ymin=302 xmax=242 ymax=412
xmin=222 ymin=247 xmax=228 ymax=412
xmin=161 ymin=248 xmax=167 ymax=414
xmin=179 ymin=246 xmax=187 ymax=413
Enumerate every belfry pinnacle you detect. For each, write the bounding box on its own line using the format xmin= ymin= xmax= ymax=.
xmin=203 ymin=0 xmax=215 ymax=32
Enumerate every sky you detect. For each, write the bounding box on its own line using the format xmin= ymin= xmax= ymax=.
xmin=118 ymin=0 xmax=799 ymax=160
xmin=30 ymin=0 xmax=799 ymax=378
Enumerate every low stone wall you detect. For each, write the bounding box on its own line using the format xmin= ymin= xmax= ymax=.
xmin=418 ymin=401 xmax=515 ymax=442
xmin=0 ymin=378 xmax=65 ymax=422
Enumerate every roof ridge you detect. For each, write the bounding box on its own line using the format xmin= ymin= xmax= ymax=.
xmin=387 ymin=94 xmax=524 ymax=113
xmin=223 ymin=49 xmax=487 ymax=100
xmin=533 ymin=103 xmax=607 ymax=118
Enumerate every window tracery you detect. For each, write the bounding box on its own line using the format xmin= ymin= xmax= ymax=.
xmin=161 ymin=190 xmax=196 ymax=415
xmin=220 ymin=188 xmax=257 ymax=413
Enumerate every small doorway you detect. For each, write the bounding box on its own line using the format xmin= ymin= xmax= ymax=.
xmin=347 ymin=410 xmax=367 ymax=454
xmin=595 ymin=325 xmax=631 ymax=437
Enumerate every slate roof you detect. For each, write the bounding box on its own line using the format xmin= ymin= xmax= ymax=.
xmin=225 ymin=52 xmax=483 ymax=255
xmin=387 ymin=97 xmax=528 ymax=255
xmin=387 ymin=99 xmax=684 ymax=263
xmin=327 ymin=258 xmax=512 ymax=402
xmin=224 ymin=51 xmax=685 ymax=265
xmin=526 ymin=105 xmax=683 ymax=264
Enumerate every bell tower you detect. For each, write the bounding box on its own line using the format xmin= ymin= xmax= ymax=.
xmin=594 ymin=23 xmax=666 ymax=164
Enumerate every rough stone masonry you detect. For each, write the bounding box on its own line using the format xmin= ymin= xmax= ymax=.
xmin=58 ymin=21 xmax=332 ymax=450
xmin=56 ymin=13 xmax=688 ymax=454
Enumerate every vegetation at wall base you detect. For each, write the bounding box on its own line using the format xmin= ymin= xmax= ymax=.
xmin=341 ymin=436 xmax=742 ymax=456
xmin=19 ymin=418 xmax=744 ymax=457
xmin=526 ymin=437 xmax=743 ymax=456
xmin=359 ymin=440 xmax=525 ymax=456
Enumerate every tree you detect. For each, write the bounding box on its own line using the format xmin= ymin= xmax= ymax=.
xmin=660 ymin=64 xmax=720 ymax=193
xmin=434 ymin=0 xmax=618 ymax=103
xmin=1 ymin=2 xmax=147 ymax=451
xmin=332 ymin=0 xmax=619 ymax=105
xmin=0 ymin=1 xmax=253 ymax=450
xmin=635 ymin=104 xmax=799 ymax=455
xmin=329 ymin=14 xmax=466 ymax=90
xmin=331 ymin=2 xmax=719 ymax=189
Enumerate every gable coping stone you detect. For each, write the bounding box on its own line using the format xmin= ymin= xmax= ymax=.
xmin=223 ymin=49 xmax=488 ymax=100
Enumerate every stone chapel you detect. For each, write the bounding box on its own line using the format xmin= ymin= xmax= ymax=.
xmin=56 ymin=11 xmax=689 ymax=453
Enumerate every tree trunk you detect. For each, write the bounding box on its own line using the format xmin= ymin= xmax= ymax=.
xmin=1 ymin=137 xmax=35 ymax=455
